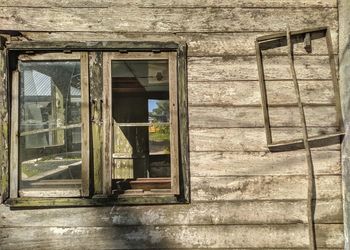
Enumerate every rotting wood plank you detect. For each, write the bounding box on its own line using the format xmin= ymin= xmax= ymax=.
xmin=188 ymin=56 xmax=334 ymax=81
xmin=0 ymin=199 xmax=342 ymax=227
xmin=0 ymin=224 xmax=343 ymax=249
xmin=191 ymin=175 xmax=341 ymax=201
xmin=19 ymin=31 xmax=339 ymax=57
xmin=189 ymin=127 xmax=340 ymax=152
xmin=189 ymin=106 xmax=337 ymax=128
xmin=0 ymin=0 xmax=338 ymax=8
xmin=188 ymin=81 xmax=335 ymax=106
xmin=0 ymin=7 xmax=337 ymax=32
xmin=89 ymin=51 xmax=103 ymax=195
xmin=190 ymin=151 xmax=341 ymax=176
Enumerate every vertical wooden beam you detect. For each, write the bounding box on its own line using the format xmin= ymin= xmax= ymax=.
xmin=286 ymin=27 xmax=316 ymax=250
xmin=169 ymin=52 xmax=180 ymax=195
xmin=10 ymin=70 xmax=19 ymax=199
xmin=102 ymin=53 xmax=112 ymax=196
xmin=177 ymin=43 xmax=189 ymax=201
xmin=255 ymin=40 xmax=272 ymax=145
xmin=0 ymin=37 xmax=8 ymax=203
xmin=89 ymin=51 xmax=103 ymax=195
xmin=80 ymin=52 xmax=90 ymax=197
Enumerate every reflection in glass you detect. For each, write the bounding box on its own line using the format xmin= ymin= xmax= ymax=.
xmin=111 ymin=60 xmax=171 ymax=194
xmin=19 ymin=61 xmax=82 ymax=191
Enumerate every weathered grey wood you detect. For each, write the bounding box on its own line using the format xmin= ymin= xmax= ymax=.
xmin=19 ymin=31 xmax=338 ymax=57
xmin=189 ymin=106 xmax=337 ymax=128
xmin=190 ymin=151 xmax=341 ymax=176
xmin=177 ymin=43 xmax=190 ymax=201
xmin=0 ymin=7 xmax=337 ymax=32
xmin=191 ymin=175 xmax=341 ymax=201
xmin=80 ymin=52 xmax=90 ymax=197
xmin=188 ymin=56 xmax=334 ymax=81
xmin=102 ymin=53 xmax=112 ymax=195
xmin=89 ymin=52 xmax=103 ymax=195
xmin=0 ymin=39 xmax=8 ymax=203
xmin=188 ymin=81 xmax=335 ymax=106
xmin=0 ymin=199 xmax=342 ymax=227
xmin=0 ymin=224 xmax=343 ymax=249
xmin=169 ymin=52 xmax=180 ymax=194
xmin=19 ymin=188 xmax=81 ymax=198
xmin=0 ymin=0 xmax=338 ymax=8
xmin=190 ymin=127 xmax=340 ymax=152
xmin=9 ymin=71 xmax=19 ymax=199
xmin=18 ymin=52 xmax=81 ymax=61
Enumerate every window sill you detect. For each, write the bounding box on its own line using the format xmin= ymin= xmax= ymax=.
xmin=5 ymin=195 xmax=187 ymax=209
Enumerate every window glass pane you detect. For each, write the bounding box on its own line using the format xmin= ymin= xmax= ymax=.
xmin=19 ymin=61 xmax=82 ymax=192
xmin=111 ymin=60 xmax=171 ymax=194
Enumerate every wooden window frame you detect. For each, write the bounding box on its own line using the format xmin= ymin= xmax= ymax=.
xmin=255 ymin=26 xmax=344 ymax=152
xmin=1 ymin=40 xmax=189 ymax=208
xmin=103 ymin=52 xmax=180 ymax=197
xmin=9 ymin=52 xmax=90 ymax=199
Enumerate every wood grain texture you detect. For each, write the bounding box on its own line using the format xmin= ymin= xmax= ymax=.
xmin=0 ymin=224 xmax=343 ymax=249
xmin=89 ymin=52 xmax=103 ymax=194
xmin=190 ymin=151 xmax=340 ymax=176
xmin=189 ymin=127 xmax=340 ymax=152
xmin=0 ymin=7 xmax=337 ymax=32
xmin=0 ymin=0 xmax=338 ymax=8
xmin=188 ymin=81 xmax=335 ymax=106
xmin=0 ymin=46 xmax=8 ymax=203
xmin=188 ymin=56 xmax=334 ymax=81
xmin=0 ymin=199 xmax=342 ymax=226
xmin=191 ymin=175 xmax=341 ymax=201
xmin=189 ymin=106 xmax=337 ymax=128
xmin=19 ymin=31 xmax=338 ymax=57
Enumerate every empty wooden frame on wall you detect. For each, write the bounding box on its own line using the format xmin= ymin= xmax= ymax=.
xmin=255 ymin=27 xmax=344 ymax=152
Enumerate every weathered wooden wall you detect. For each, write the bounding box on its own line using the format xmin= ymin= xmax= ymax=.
xmin=0 ymin=0 xmax=345 ymax=249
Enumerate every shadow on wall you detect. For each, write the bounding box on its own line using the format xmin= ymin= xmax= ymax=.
xmin=0 ymin=204 xmax=186 ymax=249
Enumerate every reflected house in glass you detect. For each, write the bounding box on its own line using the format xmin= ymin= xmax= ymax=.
xmin=19 ymin=61 xmax=83 ymax=191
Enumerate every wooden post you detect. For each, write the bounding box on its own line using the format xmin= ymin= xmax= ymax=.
xmin=89 ymin=52 xmax=104 ymax=195
xmin=10 ymin=70 xmax=19 ymax=199
xmin=286 ymin=27 xmax=316 ymax=250
xmin=0 ymin=36 xmax=8 ymax=203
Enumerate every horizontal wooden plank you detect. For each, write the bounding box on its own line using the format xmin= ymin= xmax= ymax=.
xmin=0 ymin=7 xmax=337 ymax=32
xmin=190 ymin=151 xmax=340 ymax=176
xmin=191 ymin=175 xmax=341 ymax=201
xmin=0 ymin=0 xmax=338 ymax=8
xmin=0 ymin=199 xmax=342 ymax=227
xmin=188 ymin=56 xmax=335 ymax=81
xmin=0 ymin=224 xmax=343 ymax=249
xmin=19 ymin=31 xmax=338 ymax=57
xmin=189 ymin=106 xmax=337 ymax=128
xmin=190 ymin=127 xmax=340 ymax=152
xmin=188 ymin=81 xmax=335 ymax=106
